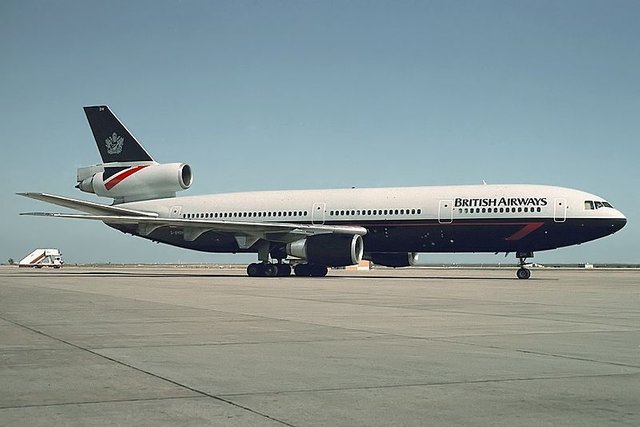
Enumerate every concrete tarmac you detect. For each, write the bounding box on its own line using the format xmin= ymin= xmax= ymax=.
xmin=0 ymin=266 xmax=638 ymax=426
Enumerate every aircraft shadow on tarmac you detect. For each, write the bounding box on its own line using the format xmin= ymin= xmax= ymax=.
xmin=7 ymin=270 xmax=550 ymax=281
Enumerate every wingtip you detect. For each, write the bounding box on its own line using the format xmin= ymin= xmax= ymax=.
xmin=16 ymin=192 xmax=44 ymax=199
xmin=19 ymin=212 xmax=51 ymax=216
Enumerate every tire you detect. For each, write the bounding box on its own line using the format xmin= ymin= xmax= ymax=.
xmin=247 ymin=263 xmax=262 ymax=277
xmin=264 ymin=264 xmax=279 ymax=277
xmin=517 ymin=268 xmax=531 ymax=280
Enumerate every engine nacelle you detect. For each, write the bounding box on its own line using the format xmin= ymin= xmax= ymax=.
xmin=365 ymin=252 xmax=419 ymax=268
xmin=286 ymin=234 xmax=363 ymax=267
xmin=77 ymin=162 xmax=192 ymax=202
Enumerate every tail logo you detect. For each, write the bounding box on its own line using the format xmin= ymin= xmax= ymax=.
xmin=105 ymin=132 xmax=124 ymax=155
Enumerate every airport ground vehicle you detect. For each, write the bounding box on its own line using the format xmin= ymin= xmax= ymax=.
xmin=18 ymin=249 xmax=64 ymax=268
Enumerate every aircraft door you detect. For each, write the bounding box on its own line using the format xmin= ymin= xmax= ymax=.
xmin=438 ymin=200 xmax=453 ymax=224
xmin=554 ymin=198 xmax=567 ymax=222
xmin=312 ymin=203 xmax=326 ymax=225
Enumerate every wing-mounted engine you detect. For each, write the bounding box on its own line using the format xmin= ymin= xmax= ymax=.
xmin=286 ymin=234 xmax=364 ymax=267
xmin=76 ymin=162 xmax=192 ymax=203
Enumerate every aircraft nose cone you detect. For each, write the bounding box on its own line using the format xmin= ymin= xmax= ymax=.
xmin=612 ymin=213 xmax=627 ymax=233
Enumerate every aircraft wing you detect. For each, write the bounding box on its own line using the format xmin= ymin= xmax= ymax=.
xmin=18 ymin=193 xmax=367 ymax=245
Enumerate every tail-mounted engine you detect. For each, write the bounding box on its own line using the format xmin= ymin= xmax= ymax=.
xmin=77 ymin=162 xmax=192 ymax=203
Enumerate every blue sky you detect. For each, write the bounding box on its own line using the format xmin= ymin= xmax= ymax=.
xmin=2 ymin=0 xmax=638 ymax=265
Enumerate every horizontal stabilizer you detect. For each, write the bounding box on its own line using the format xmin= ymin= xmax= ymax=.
xmin=17 ymin=193 xmax=158 ymax=217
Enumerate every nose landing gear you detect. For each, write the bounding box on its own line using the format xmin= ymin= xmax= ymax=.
xmin=516 ymin=251 xmax=533 ymax=280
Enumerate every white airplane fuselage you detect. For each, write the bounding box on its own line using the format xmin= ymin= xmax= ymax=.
xmin=115 ymin=183 xmax=626 ymax=256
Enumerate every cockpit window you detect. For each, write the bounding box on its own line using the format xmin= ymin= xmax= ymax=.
xmin=585 ymin=200 xmax=613 ymax=210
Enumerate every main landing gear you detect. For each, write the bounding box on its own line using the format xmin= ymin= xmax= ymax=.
xmin=246 ymin=262 xmax=291 ymax=277
xmin=246 ymin=262 xmax=328 ymax=277
xmin=516 ymin=251 xmax=533 ymax=280
xmin=247 ymin=242 xmax=329 ymax=277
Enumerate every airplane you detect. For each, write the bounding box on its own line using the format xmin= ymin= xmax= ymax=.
xmin=19 ymin=106 xmax=627 ymax=279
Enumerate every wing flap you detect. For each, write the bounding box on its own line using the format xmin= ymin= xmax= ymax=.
xmin=19 ymin=212 xmax=368 ymax=242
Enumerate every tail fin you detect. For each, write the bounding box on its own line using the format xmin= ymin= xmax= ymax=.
xmin=83 ymin=106 xmax=154 ymax=163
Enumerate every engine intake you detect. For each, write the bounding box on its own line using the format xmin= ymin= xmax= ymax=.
xmin=287 ymin=234 xmax=363 ymax=267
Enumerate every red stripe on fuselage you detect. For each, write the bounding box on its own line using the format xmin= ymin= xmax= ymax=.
xmin=104 ymin=165 xmax=148 ymax=190
xmin=505 ymin=222 xmax=544 ymax=241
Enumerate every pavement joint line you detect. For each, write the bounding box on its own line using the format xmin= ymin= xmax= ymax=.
xmin=87 ymin=336 xmax=388 ymax=350
xmin=0 ymin=314 xmax=296 ymax=427
xmin=216 ymin=371 xmax=640 ymax=398
xmin=427 ymin=337 xmax=640 ymax=369
xmin=0 ymin=395 xmax=197 ymax=411
xmin=425 ymin=307 xmax=639 ymax=329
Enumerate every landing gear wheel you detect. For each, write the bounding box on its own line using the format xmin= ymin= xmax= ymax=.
xmin=264 ymin=264 xmax=279 ymax=277
xmin=517 ymin=268 xmax=531 ymax=280
xmin=247 ymin=263 xmax=264 ymax=277
xmin=515 ymin=251 xmax=533 ymax=280
xmin=294 ymin=263 xmax=310 ymax=277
